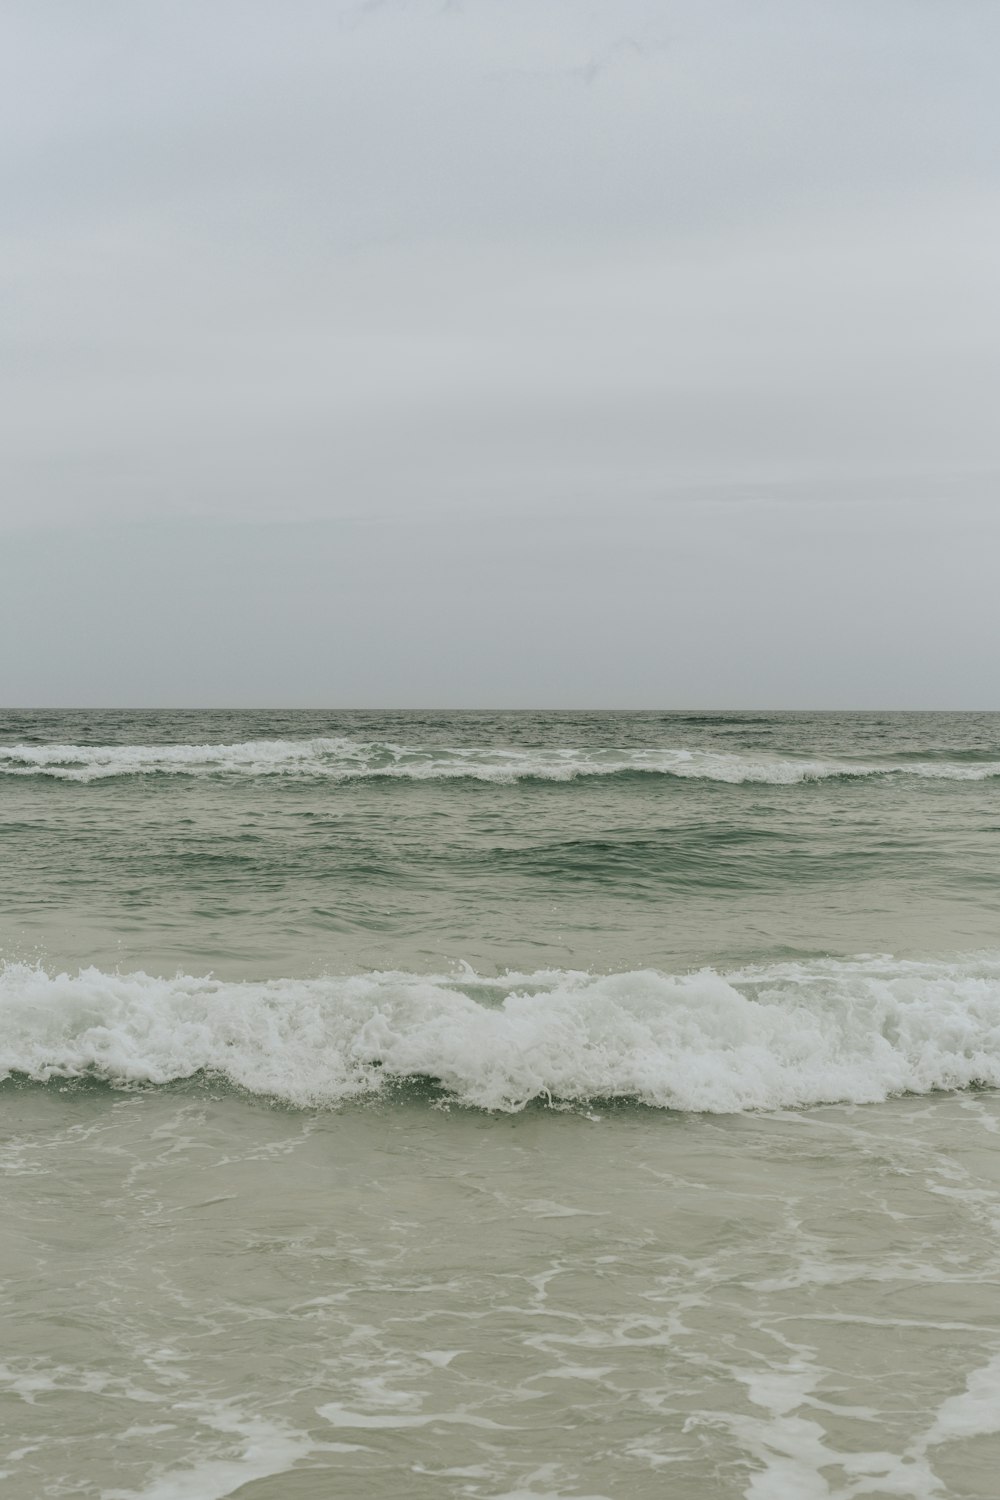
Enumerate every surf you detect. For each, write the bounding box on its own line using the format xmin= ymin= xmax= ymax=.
xmin=4 ymin=954 xmax=1000 ymax=1113
xmin=3 ymin=737 xmax=1000 ymax=783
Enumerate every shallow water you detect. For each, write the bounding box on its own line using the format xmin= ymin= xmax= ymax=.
xmin=2 ymin=710 xmax=1000 ymax=1497
xmin=5 ymin=1086 xmax=1000 ymax=1499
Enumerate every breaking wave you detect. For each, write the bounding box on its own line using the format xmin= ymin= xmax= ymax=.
xmin=2 ymin=738 xmax=1000 ymax=784
xmin=3 ymin=955 xmax=1000 ymax=1113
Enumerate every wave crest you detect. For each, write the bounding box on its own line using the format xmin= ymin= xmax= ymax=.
xmin=3 ymin=956 xmax=1000 ymax=1113
xmin=2 ymin=738 xmax=999 ymax=784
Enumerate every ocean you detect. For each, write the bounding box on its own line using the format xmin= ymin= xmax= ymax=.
xmin=2 ymin=708 xmax=1000 ymax=1499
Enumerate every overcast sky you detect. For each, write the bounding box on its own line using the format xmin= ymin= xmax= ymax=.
xmin=2 ymin=0 xmax=998 ymax=707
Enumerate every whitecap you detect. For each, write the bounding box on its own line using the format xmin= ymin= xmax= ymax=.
xmin=3 ymin=953 xmax=1000 ymax=1114
xmin=2 ymin=737 xmax=999 ymax=783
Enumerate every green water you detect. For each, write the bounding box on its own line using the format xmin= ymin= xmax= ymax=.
xmin=4 ymin=709 xmax=999 ymax=977
xmin=2 ymin=710 xmax=1000 ymax=1497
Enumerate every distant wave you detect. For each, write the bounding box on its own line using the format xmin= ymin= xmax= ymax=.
xmin=2 ymin=738 xmax=1000 ymax=783
xmin=3 ymin=955 xmax=1000 ymax=1112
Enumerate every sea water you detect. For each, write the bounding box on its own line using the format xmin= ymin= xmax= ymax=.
xmin=2 ymin=710 xmax=1000 ymax=1498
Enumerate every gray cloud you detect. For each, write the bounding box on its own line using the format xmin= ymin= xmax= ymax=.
xmin=2 ymin=1 xmax=998 ymax=703
xmin=3 ymin=493 xmax=997 ymax=708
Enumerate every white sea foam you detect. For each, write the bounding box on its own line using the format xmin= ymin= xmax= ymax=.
xmin=3 ymin=955 xmax=1000 ymax=1113
xmin=1 ymin=737 xmax=999 ymax=783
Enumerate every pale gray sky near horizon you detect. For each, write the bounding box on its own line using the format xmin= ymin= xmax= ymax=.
xmin=2 ymin=1 xmax=999 ymax=707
